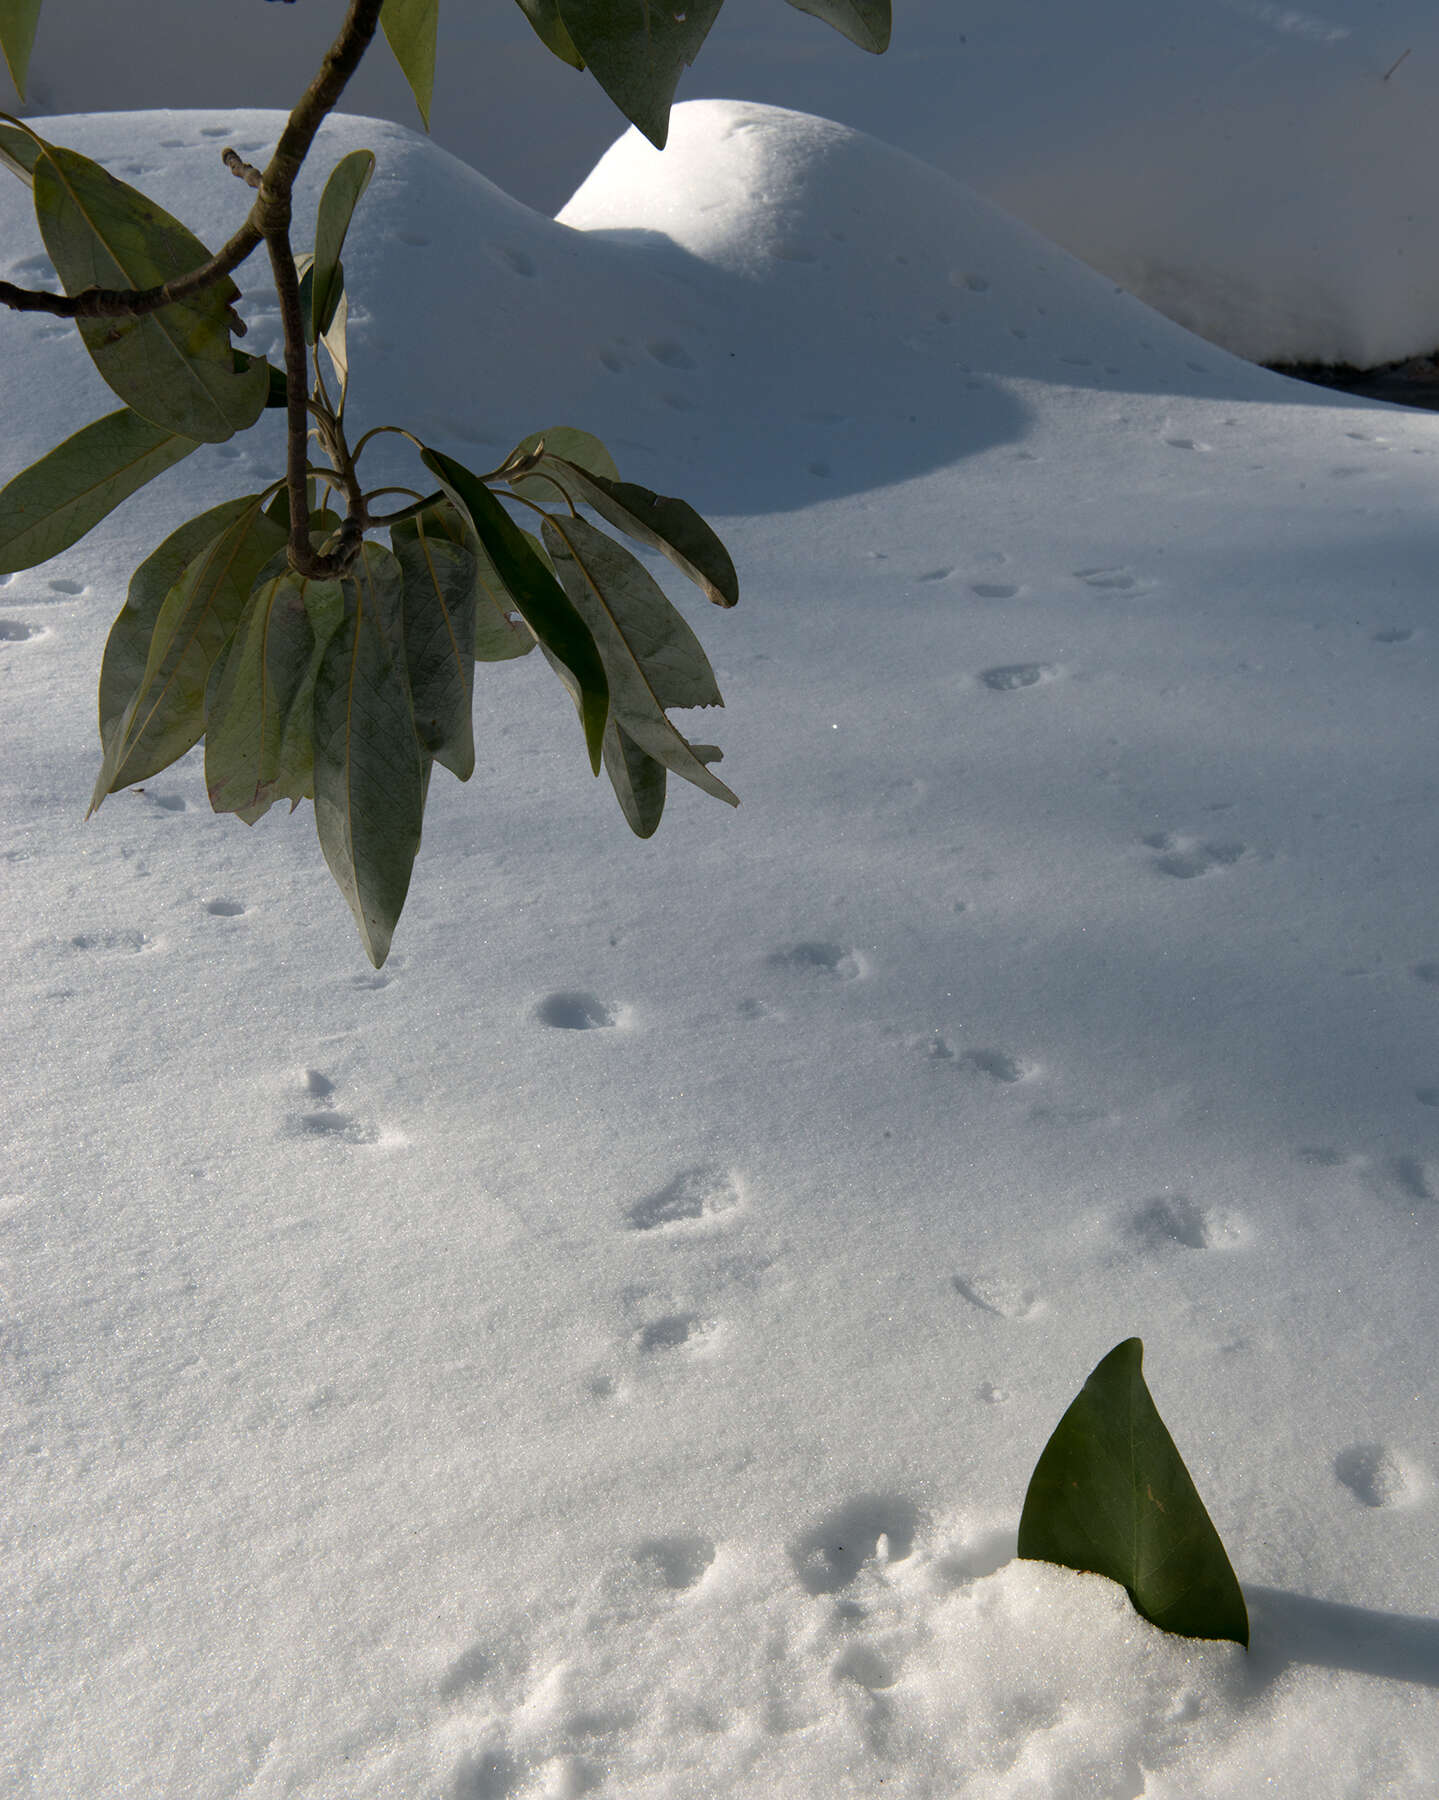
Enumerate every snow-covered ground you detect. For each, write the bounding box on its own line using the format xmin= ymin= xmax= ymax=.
xmin=2 ymin=83 xmax=1438 ymax=1800
xmin=14 ymin=0 xmax=1439 ymax=364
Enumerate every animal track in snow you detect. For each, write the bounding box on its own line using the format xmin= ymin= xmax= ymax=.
xmin=1385 ymin=1155 xmax=1434 ymax=1203
xmin=791 ymin=1494 xmax=918 ymax=1594
xmin=286 ymin=1068 xmax=377 ymax=1144
xmin=636 ymin=1312 xmax=712 ymax=1355
xmin=500 ymin=248 xmax=535 ymax=277
xmin=766 ymin=941 xmax=863 ymax=981
xmin=1335 ymin=1443 xmax=1421 ymax=1508
xmin=1372 ymin=627 xmax=1414 ymax=644
xmin=970 ymin=581 xmax=1019 ymax=599
xmin=1075 ymin=565 xmax=1139 ymax=590
xmin=646 ymin=338 xmax=695 ymax=370
xmin=980 ymin=662 xmax=1057 ymax=691
xmin=1129 ymin=1194 xmax=1246 ymax=1250
xmin=203 ymin=897 xmax=246 ymax=917
xmin=536 ymin=991 xmax=620 ymax=1029
xmin=951 ymin=1272 xmax=1044 ymax=1320
xmin=1143 ymin=832 xmax=1247 ymax=878
xmin=0 ymin=619 xmax=43 ymax=642
xmin=1412 ymin=962 xmax=1439 ymax=985
xmin=1165 ymin=436 xmax=1212 ymax=452
xmin=632 ymin=1536 xmax=716 ymax=1591
xmin=69 ymin=928 xmax=158 ymax=955
xmin=930 ymin=1043 xmax=1034 ymax=1084
xmin=626 ymin=1165 xmax=743 ymax=1232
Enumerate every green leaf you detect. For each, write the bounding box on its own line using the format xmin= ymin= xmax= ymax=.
xmin=0 ymin=111 xmax=41 ymax=182
xmin=512 ymin=0 xmax=584 ymax=69
xmin=31 ymin=137 xmax=268 ymax=441
xmin=421 ymin=446 xmax=608 ymax=769
xmin=312 ymin=541 xmax=427 ymax=968
xmin=380 ymin=0 xmax=439 ymax=130
xmin=0 ymin=3 xmax=42 ymax=101
xmin=311 ymin=149 xmax=374 ymax=345
xmin=1017 ymin=1338 xmax=1249 ymax=1648
xmin=392 ymin=517 xmax=477 ymax=780
xmin=540 ymin=511 xmax=736 ymax=808
xmin=206 ymin=568 xmax=346 ymax=824
xmin=88 ymin=496 xmax=287 ymax=810
xmin=0 ymin=406 xmax=199 ymax=574
xmin=602 ymin=719 xmax=666 ymax=837
xmin=554 ymin=0 xmax=724 ymax=148
xmin=505 ymin=424 xmax=619 ymax=506
xmin=782 ymin=0 xmax=890 ymax=55
xmin=526 ymin=457 xmax=738 ymax=609
xmin=392 ymin=500 xmax=533 ymax=663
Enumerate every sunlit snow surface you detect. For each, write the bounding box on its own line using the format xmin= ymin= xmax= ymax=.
xmin=1 ymin=107 xmax=1436 ymax=1798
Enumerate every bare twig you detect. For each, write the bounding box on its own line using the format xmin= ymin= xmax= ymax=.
xmin=1382 ymin=47 xmax=1412 ymax=81
xmin=222 ymin=148 xmax=264 ymax=189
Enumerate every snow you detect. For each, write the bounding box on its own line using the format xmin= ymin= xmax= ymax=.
xmin=2 ymin=85 xmax=1438 ymax=1800
xmin=17 ymin=0 xmax=1439 ymax=365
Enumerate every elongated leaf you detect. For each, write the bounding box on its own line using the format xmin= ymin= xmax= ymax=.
xmin=311 ymin=149 xmax=373 ymax=345
xmin=206 ymin=569 xmax=346 ymax=824
xmin=602 ymin=719 xmax=666 ymax=837
xmin=312 ymin=542 xmax=427 ymax=967
xmin=393 ymin=521 xmax=477 ymax=779
xmin=512 ymin=0 xmax=584 ymax=69
xmin=0 ymin=3 xmax=42 ymax=100
xmin=421 ymin=446 xmax=608 ymax=769
xmin=527 ymin=457 xmax=737 ymax=609
xmin=392 ymin=500 xmax=534 ymax=663
xmin=321 ymin=283 xmax=351 ymax=401
xmin=0 ymin=111 xmax=41 ymax=182
xmin=554 ymin=0 xmax=724 ymax=147
xmin=96 ymin=494 xmax=258 ymax=771
xmin=89 ymin=497 xmax=287 ymax=809
xmin=782 ymin=0 xmax=890 ymax=54
xmin=380 ymin=0 xmax=438 ymax=129
xmin=32 ymin=138 xmax=267 ymax=441
xmin=1018 ymin=1339 xmax=1249 ymax=1647
xmin=0 ymin=406 xmax=199 ymax=574
xmin=541 ymin=512 xmax=736 ymax=807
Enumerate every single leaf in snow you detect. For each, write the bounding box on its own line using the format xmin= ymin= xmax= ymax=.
xmin=380 ymin=0 xmax=438 ymax=129
xmin=540 ymin=511 xmax=736 ymax=808
xmin=0 ymin=405 xmax=198 ymax=574
xmin=554 ymin=0 xmax=725 ymax=148
xmin=533 ymin=456 xmax=738 ymax=608
xmin=312 ymin=541 xmax=427 ymax=967
xmin=421 ymin=446 xmax=607 ymax=766
xmin=1017 ymin=1338 xmax=1249 ymax=1647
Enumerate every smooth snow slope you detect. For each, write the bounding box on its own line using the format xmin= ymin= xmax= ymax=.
xmin=1 ymin=106 xmax=1437 ymax=1798
xmin=14 ymin=0 xmax=1439 ymax=364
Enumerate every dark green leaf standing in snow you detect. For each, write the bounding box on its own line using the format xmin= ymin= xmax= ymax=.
xmin=0 ymin=405 xmax=199 ymax=574
xmin=31 ymin=137 xmax=267 ymax=441
xmin=1017 ymin=1338 xmax=1249 ymax=1647
xmin=0 ymin=2 xmax=43 ymax=101
xmin=89 ymin=496 xmax=287 ymax=810
xmin=310 ymin=149 xmax=374 ymax=347
xmin=312 ymin=541 xmax=427 ymax=968
xmin=380 ymin=0 xmax=439 ymax=128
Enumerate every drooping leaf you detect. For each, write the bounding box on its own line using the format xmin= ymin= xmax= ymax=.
xmin=0 ymin=111 xmax=41 ymax=182
xmin=392 ymin=499 xmax=535 ymax=663
xmin=540 ymin=511 xmax=736 ymax=807
xmin=392 ymin=519 xmax=477 ymax=779
xmin=88 ymin=496 xmax=287 ymax=809
xmin=782 ymin=0 xmax=890 ymax=54
xmin=312 ymin=541 xmax=427 ymax=967
xmin=421 ymin=446 xmax=608 ymax=768
xmin=1017 ymin=1338 xmax=1249 ymax=1647
xmin=602 ymin=718 xmax=666 ymax=837
xmin=512 ymin=0 xmax=584 ymax=69
xmin=554 ymin=0 xmax=724 ymax=148
xmin=525 ymin=457 xmax=737 ymax=609
xmin=0 ymin=406 xmax=199 ymax=574
xmin=311 ymin=149 xmax=373 ymax=345
xmin=380 ymin=0 xmax=439 ymax=129
xmin=206 ymin=568 xmax=346 ymax=824
xmin=31 ymin=138 xmax=267 ymax=441
xmin=504 ymin=425 xmax=619 ymax=506
xmin=0 ymin=3 xmax=42 ymax=101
